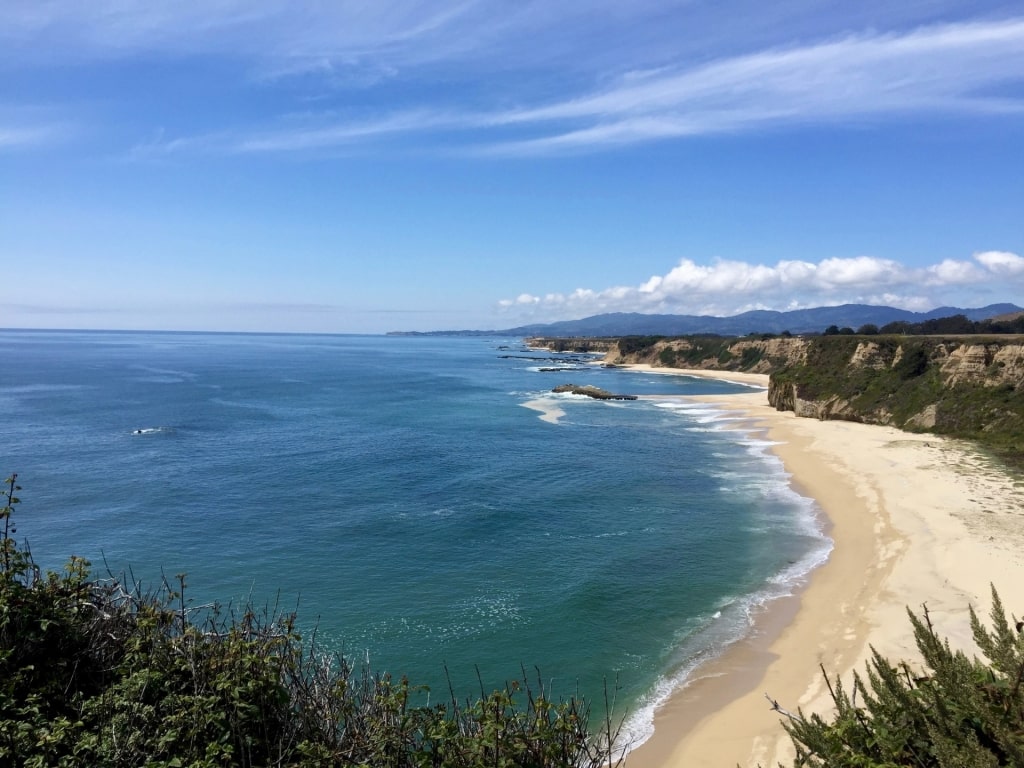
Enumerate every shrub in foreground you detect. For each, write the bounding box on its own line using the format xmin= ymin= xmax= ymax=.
xmin=0 ymin=475 xmax=622 ymax=767
xmin=776 ymin=586 xmax=1024 ymax=767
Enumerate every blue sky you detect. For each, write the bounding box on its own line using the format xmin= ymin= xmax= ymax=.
xmin=2 ymin=1 xmax=1023 ymax=333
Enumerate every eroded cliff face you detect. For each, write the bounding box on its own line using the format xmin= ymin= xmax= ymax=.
xmin=768 ymin=340 xmax=1024 ymax=415
xmin=766 ymin=337 xmax=1024 ymax=463
xmin=603 ymin=336 xmax=809 ymax=373
xmin=938 ymin=343 xmax=1024 ymax=388
xmin=526 ymin=338 xmax=618 ymax=354
xmin=766 ymin=377 xmax=874 ymax=422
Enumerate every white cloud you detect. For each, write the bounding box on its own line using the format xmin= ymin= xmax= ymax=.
xmin=975 ymin=250 xmax=1024 ymax=276
xmin=499 ymin=250 xmax=1023 ymax=320
xmin=815 ymin=256 xmax=904 ymax=288
xmin=923 ymin=258 xmax=986 ymax=285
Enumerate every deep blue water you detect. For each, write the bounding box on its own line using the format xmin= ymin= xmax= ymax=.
xmin=0 ymin=330 xmax=828 ymax=746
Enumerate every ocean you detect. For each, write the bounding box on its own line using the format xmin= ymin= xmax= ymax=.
xmin=0 ymin=330 xmax=829 ymax=747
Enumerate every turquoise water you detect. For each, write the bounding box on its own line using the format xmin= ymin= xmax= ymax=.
xmin=0 ymin=330 xmax=828 ymax=746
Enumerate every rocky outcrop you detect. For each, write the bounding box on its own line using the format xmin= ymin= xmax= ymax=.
xmin=938 ymin=343 xmax=1024 ymax=388
xmin=551 ymin=384 xmax=637 ymax=401
xmin=849 ymin=341 xmax=889 ymax=370
xmin=767 ymin=379 xmax=893 ymax=424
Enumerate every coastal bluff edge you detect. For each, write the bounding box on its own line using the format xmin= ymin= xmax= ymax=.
xmin=528 ymin=334 xmax=1024 ymax=466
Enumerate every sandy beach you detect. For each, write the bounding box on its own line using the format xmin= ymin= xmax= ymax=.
xmin=621 ymin=363 xmax=1024 ymax=768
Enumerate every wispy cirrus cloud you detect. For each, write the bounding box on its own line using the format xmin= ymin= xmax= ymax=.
xmin=127 ymin=110 xmax=472 ymax=158
xmin=0 ymin=110 xmax=71 ymax=150
xmin=0 ymin=126 xmax=51 ymax=149
xmin=234 ymin=110 xmax=465 ymax=153
xmin=9 ymin=4 xmax=1024 ymax=157
xmin=0 ymin=1 xmax=479 ymax=63
xmin=1 ymin=0 xmax=707 ymax=74
xmin=487 ymin=17 xmax=1024 ymax=152
xmin=129 ymin=15 xmax=1024 ymax=157
xmin=499 ymin=251 xmax=1024 ymax=320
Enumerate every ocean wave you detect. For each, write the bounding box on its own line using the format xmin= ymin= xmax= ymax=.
xmin=131 ymin=365 xmax=199 ymax=383
xmin=620 ymin=528 xmax=832 ymax=754
xmin=1 ymin=383 xmax=89 ymax=394
xmin=618 ymin=402 xmax=832 ymax=756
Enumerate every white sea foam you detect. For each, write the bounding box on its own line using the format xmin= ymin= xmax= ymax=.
xmin=618 ymin=397 xmax=833 ymax=756
xmin=721 ymin=379 xmax=768 ymax=391
xmin=620 ymin=532 xmax=832 ymax=753
xmin=132 ymin=365 xmax=199 ymax=383
xmin=1 ymin=383 xmax=87 ymax=394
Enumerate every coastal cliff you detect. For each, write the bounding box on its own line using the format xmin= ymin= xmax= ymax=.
xmin=526 ymin=337 xmax=618 ymax=354
xmin=768 ymin=336 xmax=1024 ymax=464
xmin=530 ymin=334 xmax=1024 ymax=463
xmin=530 ymin=335 xmax=809 ymax=373
xmin=609 ymin=335 xmax=807 ymax=373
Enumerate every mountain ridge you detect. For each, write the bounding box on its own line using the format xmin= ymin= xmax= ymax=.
xmin=390 ymin=303 xmax=1023 ymax=337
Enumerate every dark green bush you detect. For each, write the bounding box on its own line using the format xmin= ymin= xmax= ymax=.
xmin=616 ymin=335 xmax=665 ymax=355
xmin=895 ymin=344 xmax=930 ymax=380
xmin=739 ymin=347 xmax=765 ymax=369
xmin=1 ymin=476 xmax=622 ymax=768
xmin=779 ymin=586 xmax=1024 ymax=767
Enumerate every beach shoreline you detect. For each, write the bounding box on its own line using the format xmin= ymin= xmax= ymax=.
xmin=618 ymin=363 xmax=1024 ymax=767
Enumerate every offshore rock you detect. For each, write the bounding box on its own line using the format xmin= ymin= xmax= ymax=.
xmin=552 ymin=384 xmax=637 ymax=401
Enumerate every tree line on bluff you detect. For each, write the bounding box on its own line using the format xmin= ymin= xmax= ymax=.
xmin=606 ymin=313 xmax=1023 ymax=358
xmin=826 ymin=312 xmax=1024 ymax=337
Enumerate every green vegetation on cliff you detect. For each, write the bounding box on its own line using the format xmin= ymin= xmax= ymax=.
xmin=769 ymin=335 xmax=1024 ymax=466
xmin=0 ymin=475 xmax=621 ymax=768
xmin=614 ymin=334 xmax=793 ymax=372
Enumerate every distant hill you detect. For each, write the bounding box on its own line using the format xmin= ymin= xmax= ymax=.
xmin=992 ymin=310 xmax=1024 ymax=323
xmin=391 ymin=303 xmax=1023 ymax=337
